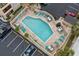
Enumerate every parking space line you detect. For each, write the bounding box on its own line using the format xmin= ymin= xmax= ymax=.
xmin=12 ymin=31 xmax=18 ymax=35
xmin=12 ymin=30 xmax=26 ymax=43
xmin=65 ymin=10 xmax=69 ymax=13
xmin=12 ymin=40 xmax=24 ymax=52
xmin=1 ymin=31 xmax=12 ymax=42
xmin=31 ymin=49 xmax=37 ymax=56
xmin=20 ymin=44 xmax=30 ymax=56
xmin=69 ymin=6 xmax=78 ymax=11
xmin=18 ymin=34 xmax=25 ymax=41
xmin=38 ymin=50 xmax=44 ymax=55
xmin=6 ymin=35 xmax=18 ymax=47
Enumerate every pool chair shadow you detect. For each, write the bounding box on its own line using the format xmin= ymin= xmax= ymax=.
xmin=52 ymin=36 xmax=65 ymax=49
xmin=53 ymin=41 xmax=60 ymax=49
xmin=58 ymin=35 xmax=65 ymax=42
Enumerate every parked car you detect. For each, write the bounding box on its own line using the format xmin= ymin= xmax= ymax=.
xmin=66 ymin=12 xmax=76 ymax=17
xmin=23 ymin=45 xmax=36 ymax=56
xmin=40 ymin=3 xmax=48 ymax=6
xmin=0 ymin=18 xmax=11 ymax=39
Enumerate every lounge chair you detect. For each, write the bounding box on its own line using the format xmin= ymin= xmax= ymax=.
xmin=57 ymin=26 xmax=63 ymax=32
xmin=45 ymin=45 xmax=54 ymax=51
xmin=59 ymin=35 xmax=65 ymax=42
xmin=59 ymin=38 xmax=63 ymax=42
xmin=46 ymin=15 xmax=52 ymax=22
xmin=54 ymin=41 xmax=60 ymax=48
xmin=60 ymin=35 xmax=64 ymax=39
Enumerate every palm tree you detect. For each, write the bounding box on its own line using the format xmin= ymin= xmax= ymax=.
xmin=72 ymin=22 xmax=79 ymax=37
xmin=76 ymin=12 xmax=79 ymax=19
xmin=15 ymin=26 xmax=19 ymax=32
xmin=55 ymin=22 xmax=79 ymax=56
xmin=56 ymin=47 xmax=74 ymax=56
xmin=66 ymin=22 xmax=79 ymax=47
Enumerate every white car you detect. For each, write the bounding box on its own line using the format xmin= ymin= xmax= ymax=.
xmin=23 ymin=45 xmax=36 ymax=56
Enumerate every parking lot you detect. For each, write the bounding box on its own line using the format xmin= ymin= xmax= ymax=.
xmin=0 ymin=30 xmax=30 ymax=56
xmin=32 ymin=50 xmax=47 ymax=56
xmin=0 ymin=29 xmax=47 ymax=56
xmin=41 ymin=3 xmax=79 ymax=24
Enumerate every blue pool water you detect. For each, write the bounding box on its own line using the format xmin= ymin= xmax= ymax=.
xmin=22 ymin=16 xmax=53 ymax=42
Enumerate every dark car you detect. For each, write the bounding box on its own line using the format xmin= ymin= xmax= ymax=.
xmin=0 ymin=18 xmax=11 ymax=39
xmin=65 ymin=11 xmax=76 ymax=17
xmin=23 ymin=45 xmax=36 ymax=56
xmin=0 ymin=26 xmax=11 ymax=39
xmin=40 ymin=3 xmax=48 ymax=7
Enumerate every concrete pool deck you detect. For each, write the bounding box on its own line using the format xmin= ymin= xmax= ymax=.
xmin=10 ymin=8 xmax=71 ymax=55
xmin=13 ymin=10 xmax=60 ymax=44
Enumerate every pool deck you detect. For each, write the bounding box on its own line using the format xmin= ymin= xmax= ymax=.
xmin=10 ymin=8 xmax=71 ymax=55
xmin=17 ymin=10 xmax=60 ymax=46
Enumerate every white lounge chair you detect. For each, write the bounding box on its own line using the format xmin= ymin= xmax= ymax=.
xmin=46 ymin=45 xmax=54 ymax=51
xmin=57 ymin=26 xmax=63 ymax=32
xmin=47 ymin=16 xmax=52 ymax=22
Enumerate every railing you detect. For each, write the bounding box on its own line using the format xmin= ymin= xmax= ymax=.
xmin=27 ymin=35 xmax=53 ymax=56
xmin=38 ymin=10 xmax=55 ymax=21
xmin=10 ymin=6 xmax=25 ymax=21
xmin=10 ymin=7 xmax=26 ymax=24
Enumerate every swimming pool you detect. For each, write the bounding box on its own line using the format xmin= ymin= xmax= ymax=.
xmin=22 ymin=16 xmax=53 ymax=42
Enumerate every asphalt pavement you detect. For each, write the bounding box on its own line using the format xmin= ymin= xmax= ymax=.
xmin=41 ymin=3 xmax=79 ymax=24
xmin=0 ymin=29 xmax=47 ymax=56
xmin=0 ymin=30 xmax=30 ymax=56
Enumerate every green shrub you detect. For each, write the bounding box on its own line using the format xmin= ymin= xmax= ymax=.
xmin=56 ymin=47 xmax=74 ymax=56
xmin=15 ymin=26 xmax=19 ymax=32
xmin=24 ymin=33 xmax=29 ymax=37
xmin=6 ymin=16 xmax=11 ymax=20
